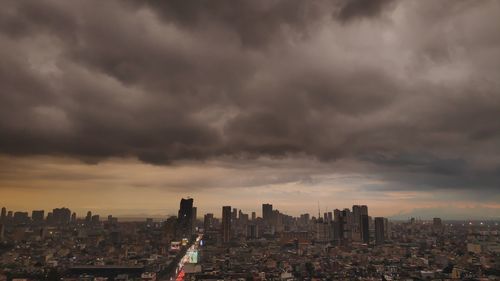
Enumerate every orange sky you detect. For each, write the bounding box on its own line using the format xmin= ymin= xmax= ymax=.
xmin=1 ymin=155 xmax=498 ymax=219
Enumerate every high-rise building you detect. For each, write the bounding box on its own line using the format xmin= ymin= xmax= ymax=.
xmin=164 ymin=216 xmax=177 ymax=242
xmin=342 ymin=208 xmax=352 ymax=240
xmin=231 ymin=208 xmax=238 ymax=224
xmin=316 ymin=218 xmax=330 ymax=243
xmin=433 ymin=217 xmax=442 ymax=227
xmin=333 ymin=209 xmax=346 ymax=245
xmin=239 ymin=212 xmax=249 ymax=235
xmin=0 ymin=223 xmax=4 ymax=241
xmin=91 ymin=215 xmax=100 ymax=225
xmin=251 ymin=212 xmax=256 ymax=221
xmin=327 ymin=212 xmax=333 ymax=223
xmin=299 ymin=213 xmax=310 ymax=228
xmin=52 ymin=208 xmax=71 ymax=224
xmin=222 ymin=206 xmax=232 ymax=243
xmin=262 ymin=203 xmax=273 ymax=224
xmin=384 ymin=218 xmax=390 ymax=239
xmin=360 ymin=205 xmax=368 ymax=215
xmin=177 ymin=198 xmax=194 ymax=239
xmin=71 ymin=212 xmax=77 ymax=224
xmin=374 ymin=217 xmax=385 ymax=245
xmin=246 ymin=224 xmax=259 ymax=239
xmin=361 ymin=214 xmax=369 ymax=244
xmin=204 ymin=213 xmax=214 ymax=230
xmin=192 ymin=207 xmax=197 ymax=230
xmin=1 ymin=207 xmax=6 ymax=222
xmin=352 ymin=206 xmax=359 ymax=240
xmin=333 ymin=209 xmax=341 ymax=221
xmin=32 ymin=210 xmax=45 ymax=223
xmin=352 ymin=205 xmax=362 ymax=241
xmin=13 ymin=212 xmax=29 ymax=225
xmin=85 ymin=211 xmax=92 ymax=224
xmin=46 ymin=212 xmax=53 ymax=224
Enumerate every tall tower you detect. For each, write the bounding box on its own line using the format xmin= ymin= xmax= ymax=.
xmin=177 ymin=198 xmax=194 ymax=239
xmin=262 ymin=204 xmax=273 ymax=223
xmin=85 ymin=211 xmax=92 ymax=225
xmin=192 ymin=206 xmax=197 ymax=231
xmin=352 ymin=205 xmax=361 ymax=241
xmin=0 ymin=223 xmax=4 ymax=241
xmin=360 ymin=205 xmax=369 ymax=244
xmin=361 ymin=214 xmax=369 ymax=244
xmin=1 ymin=207 xmax=6 ymax=222
xmin=222 ymin=206 xmax=232 ymax=243
xmin=374 ymin=217 xmax=385 ymax=245
xmin=262 ymin=203 xmax=273 ymax=224
xmin=32 ymin=210 xmax=45 ymax=223
xmin=203 ymin=213 xmax=214 ymax=231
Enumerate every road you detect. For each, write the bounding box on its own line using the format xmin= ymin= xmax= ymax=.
xmin=166 ymin=234 xmax=203 ymax=281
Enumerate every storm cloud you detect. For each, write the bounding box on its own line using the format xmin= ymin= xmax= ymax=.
xmin=1 ymin=0 xmax=500 ymax=195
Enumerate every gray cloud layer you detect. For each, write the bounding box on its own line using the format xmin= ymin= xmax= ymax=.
xmin=1 ymin=0 xmax=500 ymax=193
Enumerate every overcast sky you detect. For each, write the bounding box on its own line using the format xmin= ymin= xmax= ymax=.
xmin=1 ymin=0 xmax=499 ymax=219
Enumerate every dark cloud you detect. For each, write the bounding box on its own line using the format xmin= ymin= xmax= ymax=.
xmin=336 ymin=0 xmax=395 ymax=22
xmin=0 ymin=0 xmax=500 ymax=194
xmin=134 ymin=0 xmax=329 ymax=48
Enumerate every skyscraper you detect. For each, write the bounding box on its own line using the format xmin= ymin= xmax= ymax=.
xmin=374 ymin=217 xmax=385 ymax=245
xmin=222 ymin=206 xmax=232 ymax=243
xmin=361 ymin=214 xmax=369 ymax=244
xmin=342 ymin=208 xmax=352 ymax=241
xmin=246 ymin=224 xmax=258 ymax=239
xmin=13 ymin=212 xmax=29 ymax=225
xmin=262 ymin=203 xmax=273 ymax=224
xmin=85 ymin=211 xmax=92 ymax=224
xmin=164 ymin=216 xmax=177 ymax=242
xmin=192 ymin=206 xmax=197 ymax=230
xmin=204 ymin=213 xmax=214 ymax=231
xmin=52 ymin=207 xmax=71 ymax=224
xmin=333 ymin=209 xmax=345 ymax=245
xmin=1 ymin=207 xmax=6 ymax=222
xmin=46 ymin=212 xmax=53 ymax=224
xmin=32 ymin=210 xmax=45 ymax=223
xmin=0 ymin=223 xmax=4 ymax=241
xmin=316 ymin=218 xmax=330 ymax=243
xmin=360 ymin=205 xmax=369 ymax=244
xmin=352 ymin=205 xmax=362 ymax=241
xmin=177 ymin=198 xmax=194 ymax=239
xmin=91 ymin=214 xmax=100 ymax=225
xmin=231 ymin=208 xmax=238 ymax=225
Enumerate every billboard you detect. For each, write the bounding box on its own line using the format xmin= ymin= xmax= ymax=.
xmin=186 ymin=249 xmax=198 ymax=263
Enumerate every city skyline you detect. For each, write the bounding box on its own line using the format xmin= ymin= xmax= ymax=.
xmin=0 ymin=200 xmax=498 ymax=221
xmin=1 ymin=198 xmax=498 ymax=279
xmin=1 ymin=1 xmax=500 ymax=220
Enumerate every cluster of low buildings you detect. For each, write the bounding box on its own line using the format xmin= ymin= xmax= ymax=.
xmin=0 ymin=204 xmax=197 ymax=281
xmin=185 ymin=204 xmax=500 ymax=280
xmin=1 ymin=201 xmax=499 ymax=281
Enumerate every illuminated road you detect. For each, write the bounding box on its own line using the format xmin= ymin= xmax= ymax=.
xmin=170 ymin=234 xmax=203 ymax=281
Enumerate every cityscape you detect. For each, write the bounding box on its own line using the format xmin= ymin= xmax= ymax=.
xmin=1 ymin=0 xmax=500 ymax=280
xmin=0 ymin=198 xmax=499 ymax=280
